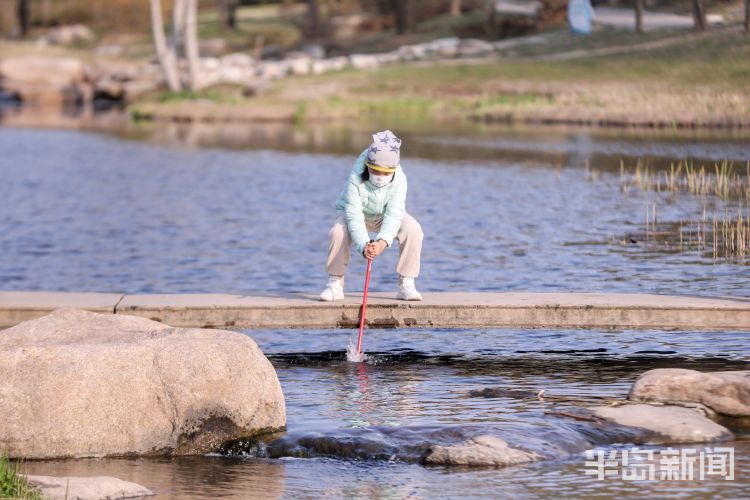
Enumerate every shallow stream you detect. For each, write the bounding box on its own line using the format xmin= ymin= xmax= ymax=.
xmin=3 ymin=115 xmax=750 ymax=498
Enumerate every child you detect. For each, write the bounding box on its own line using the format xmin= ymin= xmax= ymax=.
xmin=320 ymin=130 xmax=423 ymax=301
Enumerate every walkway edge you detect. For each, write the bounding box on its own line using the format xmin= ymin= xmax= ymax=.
xmin=2 ymin=291 xmax=749 ymax=330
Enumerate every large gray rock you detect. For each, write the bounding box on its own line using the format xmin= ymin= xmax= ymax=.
xmin=0 ymin=56 xmax=87 ymax=105
xmin=592 ymin=404 xmax=733 ymax=443
xmin=424 ymin=435 xmax=541 ymax=467
xmin=26 ymin=475 xmax=153 ymax=500
xmin=0 ymin=308 xmax=285 ymax=459
xmin=628 ymin=368 xmax=750 ymax=417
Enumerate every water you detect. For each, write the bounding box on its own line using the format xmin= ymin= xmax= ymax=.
xmin=1 ymin=124 xmax=748 ymax=296
xmin=18 ymin=327 xmax=750 ymax=498
xmin=4 ymin=118 xmax=750 ymax=497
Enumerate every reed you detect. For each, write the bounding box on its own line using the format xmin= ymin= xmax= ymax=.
xmin=638 ymin=202 xmax=750 ymax=261
xmin=620 ymin=160 xmax=750 ymax=201
xmin=0 ymin=454 xmax=43 ymax=500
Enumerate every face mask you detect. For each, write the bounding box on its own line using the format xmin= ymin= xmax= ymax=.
xmin=369 ymin=173 xmax=394 ymax=188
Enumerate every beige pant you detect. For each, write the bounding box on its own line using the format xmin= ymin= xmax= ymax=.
xmin=326 ymin=212 xmax=423 ymax=279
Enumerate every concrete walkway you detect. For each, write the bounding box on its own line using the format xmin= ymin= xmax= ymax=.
xmin=1 ymin=291 xmax=749 ymax=330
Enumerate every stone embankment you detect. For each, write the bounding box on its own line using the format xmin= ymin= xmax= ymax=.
xmin=0 ymin=36 xmax=526 ymax=107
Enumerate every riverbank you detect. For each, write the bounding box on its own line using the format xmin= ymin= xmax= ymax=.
xmin=127 ymin=26 xmax=750 ymax=130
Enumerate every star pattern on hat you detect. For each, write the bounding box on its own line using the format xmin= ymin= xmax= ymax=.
xmin=369 ymin=145 xmax=380 ymax=153
xmin=379 ymin=133 xmax=390 ymax=144
xmin=389 ymin=144 xmax=400 ymax=152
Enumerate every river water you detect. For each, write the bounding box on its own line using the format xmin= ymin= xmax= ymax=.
xmin=3 ymin=115 xmax=750 ymax=498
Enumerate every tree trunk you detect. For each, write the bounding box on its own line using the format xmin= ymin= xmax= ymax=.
xmin=486 ymin=0 xmax=496 ymax=28
xmin=306 ymin=0 xmax=320 ymax=37
xmin=218 ymin=0 xmax=238 ymax=30
xmin=150 ymin=0 xmax=182 ymax=92
xmin=634 ymin=0 xmax=643 ymax=33
xmin=745 ymin=0 xmax=749 ymax=33
xmin=691 ymin=0 xmax=706 ymax=30
xmin=185 ymin=0 xmax=201 ymax=90
xmin=171 ymin=0 xmax=187 ymax=56
xmin=390 ymin=0 xmax=409 ymax=34
xmin=16 ymin=0 xmax=29 ymax=37
xmin=450 ymin=0 xmax=462 ymax=16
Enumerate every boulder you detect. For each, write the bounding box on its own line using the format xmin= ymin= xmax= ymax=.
xmin=288 ymin=57 xmax=312 ymax=76
xmin=424 ymin=435 xmax=541 ymax=467
xmin=221 ymin=52 xmax=255 ymax=68
xmin=628 ymin=368 xmax=750 ymax=417
xmin=349 ymin=54 xmax=379 ymax=70
xmin=258 ymin=60 xmax=290 ymax=80
xmin=311 ymin=56 xmax=349 ymax=75
xmin=0 ymin=56 xmax=87 ymax=105
xmin=45 ymin=24 xmax=95 ymax=46
xmin=0 ymin=308 xmax=285 ymax=459
xmin=199 ymin=38 xmax=229 ymax=57
xmin=25 ymin=475 xmax=153 ymax=500
xmin=457 ymin=39 xmax=496 ymax=58
xmin=592 ymin=404 xmax=733 ymax=443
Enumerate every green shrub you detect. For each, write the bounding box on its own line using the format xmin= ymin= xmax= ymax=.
xmin=0 ymin=454 xmax=44 ymax=500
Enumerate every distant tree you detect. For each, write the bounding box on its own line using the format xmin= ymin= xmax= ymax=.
xmin=218 ymin=0 xmax=239 ymax=30
xmin=451 ymin=0 xmax=462 ymax=16
xmin=634 ymin=0 xmax=643 ymax=33
xmin=691 ymin=0 xmax=706 ymax=30
xmin=16 ymin=0 xmax=29 ymax=37
xmin=306 ymin=0 xmax=320 ymax=36
xmin=390 ymin=0 xmax=410 ymax=34
xmin=185 ymin=0 xmax=200 ymax=90
xmin=150 ymin=0 xmax=182 ymax=91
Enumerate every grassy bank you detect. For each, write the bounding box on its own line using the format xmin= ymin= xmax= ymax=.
xmin=0 ymin=455 xmax=43 ymax=500
xmin=130 ymin=25 xmax=750 ymax=129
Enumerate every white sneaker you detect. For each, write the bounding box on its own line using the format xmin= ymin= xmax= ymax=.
xmin=397 ymin=276 xmax=422 ymax=301
xmin=319 ymin=276 xmax=345 ymax=301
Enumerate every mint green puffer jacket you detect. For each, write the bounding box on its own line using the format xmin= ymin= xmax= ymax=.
xmin=335 ymin=148 xmax=407 ymax=255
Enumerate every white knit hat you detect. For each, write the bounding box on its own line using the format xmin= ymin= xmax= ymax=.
xmin=365 ymin=130 xmax=401 ymax=173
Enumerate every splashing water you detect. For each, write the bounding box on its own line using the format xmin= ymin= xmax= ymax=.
xmin=346 ymin=339 xmax=367 ymax=363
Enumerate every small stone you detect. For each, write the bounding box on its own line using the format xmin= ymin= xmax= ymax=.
xmin=424 ymin=435 xmax=541 ymax=467
xmin=592 ymin=403 xmax=734 ymax=443
xmin=26 ymin=475 xmax=153 ymax=500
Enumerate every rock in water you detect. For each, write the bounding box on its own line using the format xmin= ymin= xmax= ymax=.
xmin=0 ymin=308 xmax=285 ymax=459
xmin=424 ymin=435 xmax=541 ymax=467
xmin=592 ymin=404 xmax=733 ymax=443
xmin=25 ymin=475 xmax=153 ymax=500
xmin=628 ymin=368 xmax=750 ymax=417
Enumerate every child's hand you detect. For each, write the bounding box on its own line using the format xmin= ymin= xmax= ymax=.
xmin=364 ymin=240 xmax=387 ymax=259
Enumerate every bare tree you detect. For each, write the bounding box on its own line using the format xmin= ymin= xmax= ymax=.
xmin=390 ymin=0 xmax=410 ymax=34
xmin=451 ymin=0 xmax=462 ymax=16
xmin=150 ymin=0 xmax=182 ymax=91
xmin=306 ymin=0 xmax=320 ymax=37
xmin=16 ymin=0 xmax=29 ymax=37
xmin=185 ymin=0 xmax=200 ymax=90
xmin=691 ymin=0 xmax=706 ymax=30
xmin=218 ymin=0 xmax=239 ymax=30
xmin=171 ymin=0 xmax=187 ymax=55
xmin=634 ymin=0 xmax=643 ymax=33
